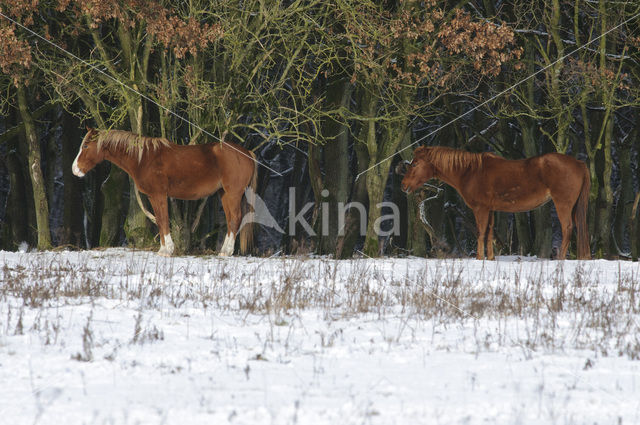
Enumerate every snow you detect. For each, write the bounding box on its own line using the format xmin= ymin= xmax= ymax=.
xmin=1 ymin=249 xmax=639 ymax=425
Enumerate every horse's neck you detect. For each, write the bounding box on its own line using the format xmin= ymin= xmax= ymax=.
xmin=103 ymin=147 xmax=140 ymax=178
xmin=433 ymin=165 xmax=466 ymax=193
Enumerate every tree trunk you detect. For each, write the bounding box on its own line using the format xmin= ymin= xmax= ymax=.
xmin=547 ymin=0 xmax=570 ymax=153
xmin=169 ymin=198 xmax=192 ymax=255
xmin=399 ymin=134 xmax=427 ymax=257
xmin=613 ymin=137 xmax=634 ymax=255
xmin=630 ymin=112 xmax=640 ymax=260
xmin=306 ymin=141 xmax=323 ymax=252
xmin=593 ymin=0 xmax=614 ymax=257
xmin=99 ymin=166 xmax=127 ymax=246
xmin=4 ymin=134 xmax=31 ymax=249
xmin=593 ymin=117 xmax=614 ymax=257
xmin=361 ymin=89 xmax=383 ymax=257
xmin=124 ymin=180 xmax=156 ymax=249
xmin=16 ymin=84 xmax=51 ymax=250
xmin=631 ymin=192 xmax=640 ymax=261
xmin=362 ymin=100 xmax=408 ymax=255
xmin=404 ymin=199 xmax=423 ymax=254
xmin=282 ymin=141 xmax=311 ymax=254
xmin=337 ymin=137 xmax=369 ymax=259
xmin=319 ymin=76 xmax=352 ymax=255
xmin=61 ymin=109 xmax=86 ymax=247
xmin=363 ymin=175 xmax=385 ymax=256
xmin=511 ymin=38 xmax=537 ymax=256
xmin=123 ymin=97 xmax=154 ymax=248
xmin=75 ymin=95 xmax=121 ymax=249
xmin=520 ymin=117 xmax=551 ymax=258
xmin=120 ymin=20 xmax=154 ymax=249
xmin=45 ymin=112 xmax=61 ymax=244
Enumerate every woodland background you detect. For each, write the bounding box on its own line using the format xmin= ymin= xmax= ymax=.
xmin=0 ymin=0 xmax=639 ymax=259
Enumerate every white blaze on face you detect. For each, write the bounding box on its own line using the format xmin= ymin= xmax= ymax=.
xmin=72 ymin=146 xmax=85 ymax=177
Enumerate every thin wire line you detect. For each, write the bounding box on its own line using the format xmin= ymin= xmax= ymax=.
xmin=355 ymin=11 xmax=640 ymax=181
xmin=0 ymin=11 xmax=283 ymax=177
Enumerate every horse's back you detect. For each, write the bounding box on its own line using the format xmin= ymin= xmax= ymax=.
xmin=161 ymin=142 xmax=252 ymax=172
xmin=528 ymin=152 xmax=587 ymax=187
xmin=159 ymin=143 xmax=221 ymax=176
xmin=483 ymin=152 xmax=586 ymax=178
xmin=143 ymin=140 xmax=254 ymax=200
xmin=473 ymin=152 xmax=587 ymax=212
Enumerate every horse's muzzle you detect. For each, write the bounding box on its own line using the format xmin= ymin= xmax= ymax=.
xmin=72 ymin=158 xmax=85 ymax=177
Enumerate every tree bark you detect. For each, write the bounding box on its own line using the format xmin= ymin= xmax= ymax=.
xmin=61 ymin=109 xmax=86 ymax=247
xmin=593 ymin=117 xmax=614 ymax=257
xmin=593 ymin=0 xmax=615 ymax=257
xmin=123 ymin=101 xmax=155 ymax=248
xmin=306 ymin=141 xmax=323 ymax=252
xmin=337 ymin=136 xmax=369 ymax=259
xmin=522 ymin=124 xmax=552 ymax=258
xmin=361 ymin=89 xmax=383 ymax=257
xmin=613 ymin=136 xmax=634 ymax=255
xmin=631 ymin=192 xmax=640 ymax=261
xmin=99 ymin=166 xmax=127 ymax=246
xmin=398 ymin=133 xmax=427 ymax=257
xmin=16 ymin=84 xmax=52 ymax=250
xmin=319 ymin=76 xmax=352 ymax=255
xmin=282 ymin=141 xmax=311 ymax=254
xmin=119 ymin=22 xmax=154 ymax=249
xmin=511 ymin=38 xmax=539 ymax=256
xmin=4 ymin=134 xmax=31 ymax=249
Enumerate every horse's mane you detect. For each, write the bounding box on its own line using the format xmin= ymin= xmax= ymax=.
xmin=95 ymin=130 xmax=172 ymax=162
xmin=415 ymin=146 xmax=484 ymax=173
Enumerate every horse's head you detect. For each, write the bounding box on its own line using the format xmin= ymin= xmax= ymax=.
xmin=401 ymin=147 xmax=435 ymax=193
xmin=72 ymin=127 xmax=104 ymax=177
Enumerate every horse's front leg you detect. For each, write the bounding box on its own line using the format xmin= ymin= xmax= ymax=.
xmin=486 ymin=212 xmax=495 ymax=260
xmin=149 ymin=195 xmax=174 ymax=257
xmin=473 ymin=208 xmax=490 ymax=260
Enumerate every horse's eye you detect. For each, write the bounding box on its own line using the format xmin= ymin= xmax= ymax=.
xmin=82 ymin=144 xmax=88 ymax=149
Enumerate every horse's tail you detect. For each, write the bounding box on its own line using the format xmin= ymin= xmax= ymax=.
xmin=239 ymin=151 xmax=258 ymax=255
xmin=574 ymin=163 xmax=591 ymax=259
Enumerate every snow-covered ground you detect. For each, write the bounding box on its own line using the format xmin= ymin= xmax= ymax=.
xmin=1 ymin=249 xmax=639 ymax=425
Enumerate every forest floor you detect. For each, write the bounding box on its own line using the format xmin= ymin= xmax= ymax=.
xmin=1 ymin=249 xmax=639 ymax=425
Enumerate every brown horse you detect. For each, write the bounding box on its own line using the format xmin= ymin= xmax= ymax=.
xmin=72 ymin=128 xmax=257 ymax=256
xmin=400 ymin=146 xmax=590 ymax=260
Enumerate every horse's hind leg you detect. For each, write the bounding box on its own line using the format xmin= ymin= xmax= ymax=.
xmin=219 ymin=191 xmax=243 ymax=256
xmin=554 ymin=200 xmax=574 ymax=259
xmin=149 ymin=195 xmax=174 ymax=257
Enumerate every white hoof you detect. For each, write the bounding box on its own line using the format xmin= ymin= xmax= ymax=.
xmin=157 ymin=234 xmax=175 ymax=257
xmin=218 ymin=232 xmax=235 ymax=257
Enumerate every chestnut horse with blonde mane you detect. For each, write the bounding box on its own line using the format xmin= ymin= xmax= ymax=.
xmin=400 ymin=146 xmax=590 ymax=260
xmin=72 ymin=128 xmax=257 ymax=256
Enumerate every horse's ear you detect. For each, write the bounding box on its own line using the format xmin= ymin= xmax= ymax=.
xmin=86 ymin=126 xmax=94 ymax=133
xmin=413 ymin=146 xmax=430 ymax=158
